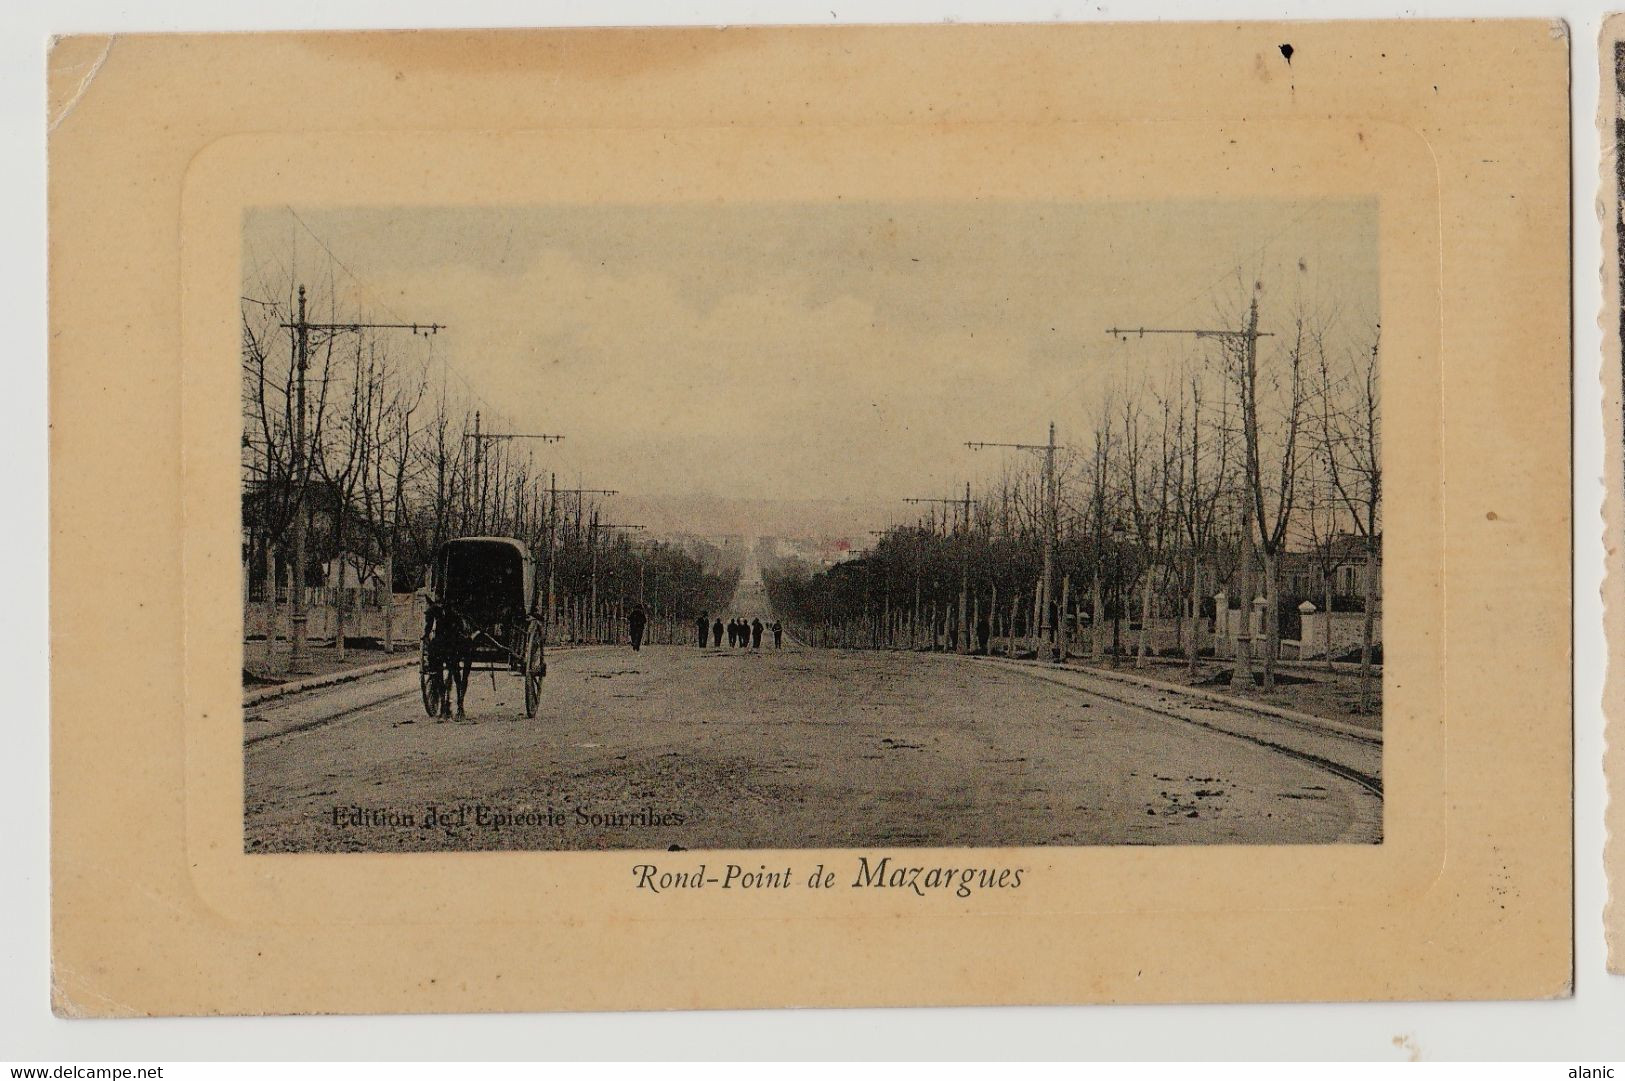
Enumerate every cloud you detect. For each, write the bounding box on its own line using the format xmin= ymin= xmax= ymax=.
xmin=266 ymin=199 xmax=1378 ymax=517
xmin=371 ymin=245 xmax=1082 ymax=502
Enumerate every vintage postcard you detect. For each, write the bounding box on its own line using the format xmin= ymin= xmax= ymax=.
xmin=50 ymin=23 xmax=1570 ymax=1015
xmin=1601 ymin=15 xmax=1625 ymax=975
xmin=237 ymin=200 xmax=1383 ymax=855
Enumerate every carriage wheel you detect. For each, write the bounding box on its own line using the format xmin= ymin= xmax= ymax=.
xmin=523 ymin=623 xmax=546 ymax=719
xmin=419 ymin=644 xmax=446 ymax=717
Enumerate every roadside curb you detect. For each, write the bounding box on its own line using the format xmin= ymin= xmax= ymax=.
xmin=970 ymin=654 xmax=1381 ymax=745
xmin=243 ymin=655 xmax=418 ymax=707
xmin=242 ymin=641 xmax=626 ymax=708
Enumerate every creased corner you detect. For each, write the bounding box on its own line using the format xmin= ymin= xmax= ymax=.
xmin=50 ymin=957 xmax=143 ymax=1020
xmin=49 ymin=968 xmax=88 ymax=1020
xmin=46 ymin=34 xmax=116 ymax=137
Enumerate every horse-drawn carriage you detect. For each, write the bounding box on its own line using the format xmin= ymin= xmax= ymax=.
xmin=419 ymin=537 xmax=547 ymax=718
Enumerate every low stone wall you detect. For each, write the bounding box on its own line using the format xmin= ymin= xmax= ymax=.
xmin=963 ymin=609 xmax=1380 ymax=660
xmin=245 ymin=592 xmax=422 ymax=646
xmin=1061 ymin=616 xmax=1205 ymax=657
xmin=1295 ymin=611 xmax=1382 ymax=659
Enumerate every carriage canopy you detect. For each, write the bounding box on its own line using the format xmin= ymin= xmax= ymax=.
xmin=430 ymin=537 xmax=537 ymax=624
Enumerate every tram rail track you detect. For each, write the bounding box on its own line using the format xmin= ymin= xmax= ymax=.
xmin=968 ymin=654 xmax=1383 ymax=800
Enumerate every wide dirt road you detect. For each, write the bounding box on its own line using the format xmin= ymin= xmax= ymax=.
xmin=244 ymin=642 xmax=1380 ymax=852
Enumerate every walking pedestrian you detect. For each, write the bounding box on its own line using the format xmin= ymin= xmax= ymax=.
xmin=712 ymin=617 xmax=723 ymax=648
xmin=771 ymin=620 xmax=783 ymax=648
xmin=750 ymin=617 xmax=764 ymax=649
xmin=976 ymin=615 xmax=991 ymax=655
xmin=696 ymin=612 xmax=710 ymax=647
xmin=628 ymin=604 xmax=647 ymax=652
xmin=727 ymin=619 xmax=738 ymax=647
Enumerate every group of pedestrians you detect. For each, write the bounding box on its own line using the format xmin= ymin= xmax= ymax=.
xmin=695 ymin=613 xmax=782 ymax=650
xmin=622 ymin=605 xmax=784 ymax=652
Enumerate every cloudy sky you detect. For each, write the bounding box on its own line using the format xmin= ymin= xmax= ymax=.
xmin=244 ymin=200 xmax=1377 ymax=534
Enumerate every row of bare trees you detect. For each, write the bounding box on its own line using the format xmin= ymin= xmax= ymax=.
xmin=764 ymin=290 xmax=1381 ymax=707
xmin=242 ymin=284 xmax=738 ymax=660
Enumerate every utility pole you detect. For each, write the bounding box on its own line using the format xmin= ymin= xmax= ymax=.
xmin=913 ymin=527 xmax=923 ymax=651
xmin=548 ymin=473 xmax=557 ymax=626
xmin=625 ymin=536 xmax=656 ymax=606
xmin=1106 ymin=300 xmax=1271 ymax=687
xmin=902 ymin=495 xmax=966 ymax=531
xmin=465 ymin=420 xmax=563 ymax=534
xmin=968 ymin=427 xmax=1063 ymax=662
xmin=866 ymin=530 xmax=895 ymax=645
xmin=960 ymin=481 xmax=972 ymax=653
xmin=281 ymin=285 xmax=442 ymax=673
xmin=904 ymin=485 xmax=973 ymax=652
xmin=289 ymin=287 xmax=308 ymax=674
xmin=626 ymin=537 xmax=670 ymax=638
xmin=545 ymin=482 xmax=617 ymax=628
xmin=591 ymin=520 xmax=644 ymax=642
xmin=901 ymin=490 xmax=971 ymax=651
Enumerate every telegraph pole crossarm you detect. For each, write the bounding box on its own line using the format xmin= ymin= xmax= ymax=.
xmin=1105 ymin=326 xmax=1274 ymax=340
xmin=1105 ymin=303 xmax=1268 ymax=688
xmin=285 ymin=320 xmax=447 ymax=336
xmin=280 ymin=286 xmax=445 ymax=675
xmin=900 ymin=486 xmax=974 ymax=652
xmin=539 ymin=478 xmax=620 ymax=630
xmin=466 ymin=432 xmax=566 ymax=444
xmin=584 ymin=522 xmax=644 ymax=645
xmin=464 ymin=418 xmax=566 ymax=533
xmin=967 ymin=425 xmax=1065 ymax=662
xmin=902 ymin=495 xmax=968 ymax=533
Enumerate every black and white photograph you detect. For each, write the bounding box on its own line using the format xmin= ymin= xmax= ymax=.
xmin=240 ymin=200 xmax=1384 ymax=854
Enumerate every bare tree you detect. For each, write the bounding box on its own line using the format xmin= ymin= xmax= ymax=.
xmin=1227 ymin=294 xmax=1311 ymax=693
xmin=360 ymin=347 xmax=427 ymax=652
xmin=1314 ymin=321 xmax=1382 ymax=711
xmin=1086 ymin=390 xmax=1118 ymax=662
xmin=1175 ymin=354 xmax=1237 ymax=676
xmin=241 ymin=300 xmax=295 ymax=638
xmin=315 ymin=335 xmax=381 ymax=660
xmin=1120 ymin=383 xmax=1177 ymax=669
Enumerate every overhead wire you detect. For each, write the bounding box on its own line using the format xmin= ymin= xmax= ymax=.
xmin=281 ymin=205 xmax=510 ymax=429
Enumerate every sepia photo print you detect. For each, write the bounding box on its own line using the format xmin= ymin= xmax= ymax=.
xmin=240 ymin=200 xmax=1384 ymax=854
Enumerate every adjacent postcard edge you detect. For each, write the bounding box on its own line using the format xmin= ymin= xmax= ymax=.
xmin=1598 ymin=13 xmax=1623 ymax=974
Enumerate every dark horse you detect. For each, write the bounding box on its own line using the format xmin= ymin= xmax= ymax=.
xmin=424 ymin=596 xmax=474 ymax=718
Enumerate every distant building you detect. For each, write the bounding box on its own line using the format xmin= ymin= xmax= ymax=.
xmin=1271 ymin=533 xmax=1382 ymax=609
xmin=324 ymin=552 xmax=387 ymax=592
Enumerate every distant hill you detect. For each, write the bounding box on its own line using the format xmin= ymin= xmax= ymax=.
xmin=611 ymin=492 xmax=900 ymax=550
